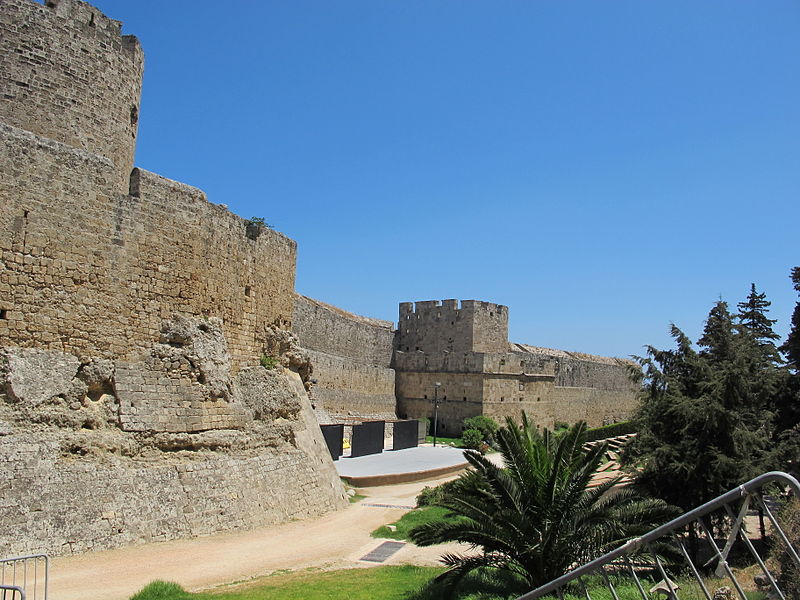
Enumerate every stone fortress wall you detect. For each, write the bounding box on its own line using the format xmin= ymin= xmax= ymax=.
xmin=0 ymin=0 xmax=346 ymax=557
xmin=394 ymin=300 xmax=638 ymax=436
xmin=292 ymin=295 xmax=396 ymax=422
xmin=0 ymin=0 xmax=640 ymax=558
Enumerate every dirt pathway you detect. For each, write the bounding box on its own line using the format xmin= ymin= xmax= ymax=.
xmin=48 ymin=477 xmax=464 ymax=600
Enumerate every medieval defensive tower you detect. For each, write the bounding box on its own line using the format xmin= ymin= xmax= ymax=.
xmin=0 ymin=0 xmax=144 ymax=192
xmin=397 ymin=299 xmax=508 ymax=354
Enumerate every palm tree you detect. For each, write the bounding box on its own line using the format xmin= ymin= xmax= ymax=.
xmin=410 ymin=414 xmax=677 ymax=596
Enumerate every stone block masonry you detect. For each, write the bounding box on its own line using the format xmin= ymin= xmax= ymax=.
xmin=293 ymin=295 xmax=397 ymax=422
xmin=0 ymin=368 xmax=347 ymax=557
xmin=0 ymin=0 xmax=143 ymax=192
xmin=0 ymin=0 xmax=641 ymax=559
xmin=0 ymin=0 xmax=344 ymax=558
xmin=0 ymin=125 xmax=297 ymax=371
xmin=394 ymin=300 xmax=638 ymax=436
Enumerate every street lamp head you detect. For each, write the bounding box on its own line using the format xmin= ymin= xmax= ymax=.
xmin=435 ymin=382 xmax=441 ymax=387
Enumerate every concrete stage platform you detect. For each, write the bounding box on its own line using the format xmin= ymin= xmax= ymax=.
xmin=335 ymin=445 xmax=469 ymax=487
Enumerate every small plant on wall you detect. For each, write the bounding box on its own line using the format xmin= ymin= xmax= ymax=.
xmin=260 ymin=354 xmax=280 ymax=370
xmin=245 ymin=216 xmax=273 ymax=240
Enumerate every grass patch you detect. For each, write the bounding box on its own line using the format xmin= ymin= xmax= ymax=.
xmin=131 ymin=569 xmax=769 ymax=600
xmin=424 ymin=435 xmax=462 ymax=447
xmin=372 ymin=506 xmax=453 ymax=541
xmin=129 ymin=566 xmax=443 ymax=600
xmin=131 ymin=581 xmax=193 ymax=600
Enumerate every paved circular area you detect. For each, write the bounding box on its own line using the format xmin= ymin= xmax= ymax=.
xmin=335 ymin=445 xmax=468 ymax=478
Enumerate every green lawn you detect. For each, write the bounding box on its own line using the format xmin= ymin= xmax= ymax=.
xmin=424 ymin=435 xmax=462 ymax=446
xmin=130 ymin=566 xmax=444 ymax=600
xmin=371 ymin=505 xmax=452 ymax=541
xmin=130 ymin=568 xmax=769 ymax=600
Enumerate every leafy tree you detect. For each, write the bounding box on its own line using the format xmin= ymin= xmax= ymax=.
xmin=410 ymin=415 xmax=676 ymax=596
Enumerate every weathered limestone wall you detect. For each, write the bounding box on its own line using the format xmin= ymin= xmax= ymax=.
xmin=397 ymin=299 xmax=508 ymax=354
xmin=512 ymin=344 xmax=635 ymax=391
xmin=395 ymin=342 xmax=638 ymax=436
xmin=549 ymin=387 xmax=637 ymax=428
xmin=294 ymin=295 xmax=394 ymax=366
xmin=0 ymin=0 xmax=345 ymax=558
xmin=0 ymin=0 xmax=143 ymax=192
xmin=293 ymin=296 xmax=396 ymax=421
xmin=306 ymin=350 xmax=396 ymax=421
xmin=0 ymin=124 xmax=297 ymax=372
xmin=0 ymin=366 xmax=347 ymax=557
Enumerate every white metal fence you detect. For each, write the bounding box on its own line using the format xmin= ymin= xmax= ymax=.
xmin=516 ymin=471 xmax=800 ymax=600
xmin=0 ymin=554 xmax=48 ymax=600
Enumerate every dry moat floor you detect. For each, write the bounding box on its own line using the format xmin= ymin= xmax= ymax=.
xmin=50 ymin=474 xmax=467 ymax=600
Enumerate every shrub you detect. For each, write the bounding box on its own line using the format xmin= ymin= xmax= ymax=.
xmin=416 ymin=479 xmax=458 ymax=507
xmin=585 ymin=421 xmax=636 ymax=442
xmin=774 ymin=498 xmax=800 ymax=597
xmin=461 ymin=428 xmax=483 ymax=450
xmin=463 ymin=415 xmax=499 ymax=442
xmin=129 ymin=581 xmax=190 ymax=600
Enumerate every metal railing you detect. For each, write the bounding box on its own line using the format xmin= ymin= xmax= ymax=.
xmin=0 ymin=554 xmax=48 ymax=600
xmin=516 ymin=471 xmax=800 ymax=600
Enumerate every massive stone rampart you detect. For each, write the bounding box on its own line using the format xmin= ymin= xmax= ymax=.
xmin=294 ymin=295 xmax=394 ymax=366
xmin=293 ymin=295 xmax=396 ymax=421
xmin=0 ymin=0 xmax=345 ymax=557
xmin=1 ymin=124 xmax=296 ymax=371
xmin=0 ymin=365 xmax=345 ymax=556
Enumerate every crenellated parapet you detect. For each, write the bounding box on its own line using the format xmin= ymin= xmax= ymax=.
xmin=397 ymin=299 xmax=509 ymax=354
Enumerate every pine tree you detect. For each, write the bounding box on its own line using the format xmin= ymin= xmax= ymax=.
xmin=738 ymin=283 xmax=780 ymax=343
xmin=773 ymin=267 xmax=800 ymax=472
xmin=781 ymin=267 xmax=800 ymax=371
xmin=737 ymin=283 xmax=782 ymax=366
xmin=626 ymin=302 xmax=771 ymax=516
xmin=698 ymin=300 xmax=735 ymax=364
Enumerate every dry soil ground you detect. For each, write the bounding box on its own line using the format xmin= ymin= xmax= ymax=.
xmin=48 ymin=477 xmax=466 ymax=600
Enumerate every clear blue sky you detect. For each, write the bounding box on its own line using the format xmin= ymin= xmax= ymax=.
xmin=91 ymin=0 xmax=799 ymax=359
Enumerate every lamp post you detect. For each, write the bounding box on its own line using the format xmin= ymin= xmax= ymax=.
xmin=432 ymin=382 xmax=441 ymax=447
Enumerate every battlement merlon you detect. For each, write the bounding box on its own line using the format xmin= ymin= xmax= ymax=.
xmin=46 ymin=0 xmax=125 ymax=38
